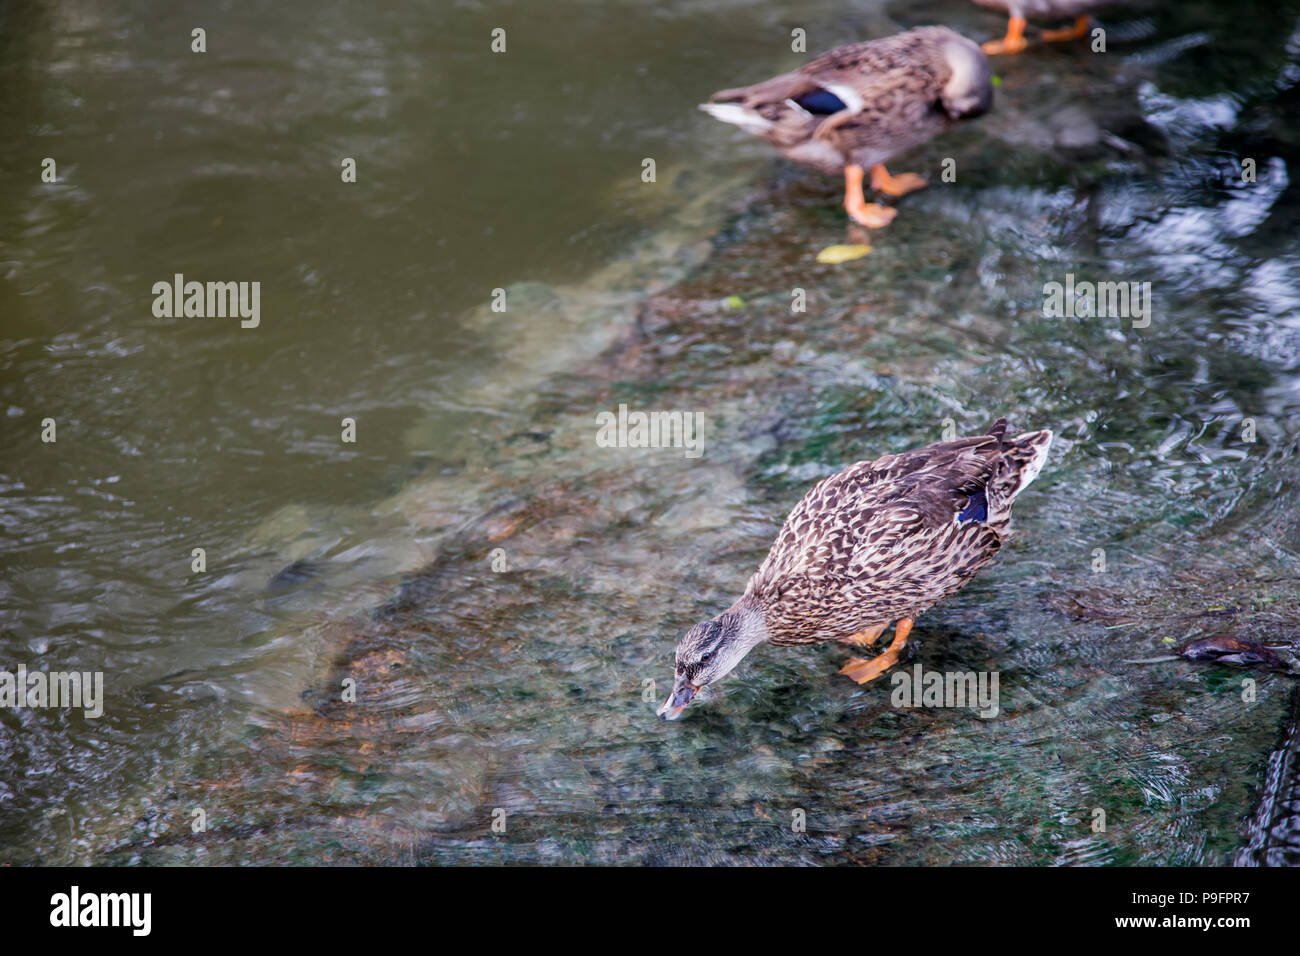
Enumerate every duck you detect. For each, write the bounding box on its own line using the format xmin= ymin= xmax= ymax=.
xmin=658 ymin=419 xmax=1052 ymax=720
xmin=972 ymin=1 xmax=1119 ymax=55
xmin=700 ymin=26 xmax=992 ymax=229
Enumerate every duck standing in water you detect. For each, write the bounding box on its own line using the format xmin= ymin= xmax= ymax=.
xmin=972 ymin=0 xmax=1118 ymax=55
xmin=700 ymin=26 xmax=991 ymax=229
xmin=658 ymin=419 xmax=1052 ymax=720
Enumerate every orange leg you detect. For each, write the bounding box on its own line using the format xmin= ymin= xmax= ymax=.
xmin=839 ymin=618 xmax=913 ymax=685
xmin=870 ymin=164 xmax=928 ymax=198
xmin=842 ymin=163 xmax=897 ymax=229
xmin=1042 ymin=14 xmax=1090 ymax=42
xmin=982 ymin=16 xmax=1028 ymax=55
xmin=840 ymin=622 xmax=888 ymax=647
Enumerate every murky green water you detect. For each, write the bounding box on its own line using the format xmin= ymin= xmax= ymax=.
xmin=2 ymin=0 xmax=1299 ymax=865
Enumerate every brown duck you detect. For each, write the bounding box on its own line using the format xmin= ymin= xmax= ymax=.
xmin=700 ymin=26 xmax=992 ymax=229
xmin=659 ymin=419 xmax=1052 ymax=720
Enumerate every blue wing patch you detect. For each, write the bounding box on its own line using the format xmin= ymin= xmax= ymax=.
xmin=794 ymin=88 xmax=849 ymax=115
xmin=957 ymin=488 xmax=987 ymax=524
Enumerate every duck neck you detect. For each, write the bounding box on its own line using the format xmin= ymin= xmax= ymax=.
xmin=727 ymin=595 xmax=771 ymax=650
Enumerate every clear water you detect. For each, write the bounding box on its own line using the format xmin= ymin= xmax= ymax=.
xmin=2 ymin=0 xmax=1298 ymax=864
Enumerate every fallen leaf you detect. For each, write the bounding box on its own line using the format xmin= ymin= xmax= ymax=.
xmin=816 ymin=244 xmax=872 ymax=264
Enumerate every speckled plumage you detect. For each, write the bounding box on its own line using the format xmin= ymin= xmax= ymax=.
xmin=701 ymin=26 xmax=992 ymax=176
xmin=745 ymin=418 xmax=1051 ymax=646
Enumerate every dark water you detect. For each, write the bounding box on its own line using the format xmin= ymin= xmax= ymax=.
xmin=2 ymin=0 xmax=1299 ymax=864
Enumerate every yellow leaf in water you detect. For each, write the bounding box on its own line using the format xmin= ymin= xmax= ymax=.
xmin=816 ymin=244 xmax=872 ymax=264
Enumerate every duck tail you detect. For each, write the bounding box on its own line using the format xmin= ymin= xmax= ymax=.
xmin=985 ymin=425 xmax=1052 ymax=520
xmin=699 ymin=100 xmax=775 ymax=135
xmin=700 ymin=72 xmax=824 ymax=137
xmin=1003 ymin=428 xmax=1053 ymax=497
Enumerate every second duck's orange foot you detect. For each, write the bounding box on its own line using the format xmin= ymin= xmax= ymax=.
xmin=1042 ymin=15 xmax=1091 ymax=42
xmin=839 ymin=618 xmax=913 ymax=685
xmin=842 ymin=163 xmax=898 ymax=229
xmin=982 ymin=16 xmax=1028 ymax=55
xmin=870 ymin=164 xmax=928 ymax=198
xmin=846 ymin=202 xmax=897 ymax=228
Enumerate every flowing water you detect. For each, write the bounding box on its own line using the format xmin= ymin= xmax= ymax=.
xmin=2 ymin=0 xmax=1299 ymax=865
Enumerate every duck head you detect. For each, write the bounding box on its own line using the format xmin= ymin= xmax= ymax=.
xmin=658 ymin=600 xmax=769 ymax=720
xmin=939 ymin=32 xmax=993 ymax=119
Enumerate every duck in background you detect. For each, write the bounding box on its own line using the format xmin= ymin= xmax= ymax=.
xmin=972 ymin=0 xmax=1120 ymax=55
xmin=658 ymin=419 xmax=1053 ymax=721
xmin=700 ymin=26 xmax=991 ymax=229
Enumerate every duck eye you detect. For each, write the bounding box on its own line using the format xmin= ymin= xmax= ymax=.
xmin=699 ymin=650 xmax=713 ymax=664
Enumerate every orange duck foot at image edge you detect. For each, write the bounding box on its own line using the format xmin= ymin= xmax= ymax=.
xmin=982 ymin=16 xmax=1028 ymax=55
xmin=1042 ymin=15 xmax=1091 ymax=42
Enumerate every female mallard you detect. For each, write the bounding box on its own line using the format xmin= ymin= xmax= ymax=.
xmin=658 ymin=419 xmax=1051 ymax=720
xmin=700 ymin=26 xmax=991 ymax=229
xmin=973 ymin=1 xmax=1118 ymax=55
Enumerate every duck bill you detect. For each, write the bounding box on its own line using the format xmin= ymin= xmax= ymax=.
xmin=657 ymin=679 xmax=699 ymax=721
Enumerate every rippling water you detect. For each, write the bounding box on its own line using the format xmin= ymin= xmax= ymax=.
xmin=2 ymin=0 xmax=1299 ymax=864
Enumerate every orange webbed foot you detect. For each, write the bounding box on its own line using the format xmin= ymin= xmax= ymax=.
xmin=1042 ymin=15 xmax=1090 ymax=42
xmin=870 ymin=164 xmax=928 ymax=198
xmin=845 ymin=202 xmax=898 ymax=229
xmin=842 ymin=163 xmax=898 ymax=228
xmin=840 ymin=623 xmax=889 ymax=647
xmin=838 ymin=618 xmax=913 ymax=685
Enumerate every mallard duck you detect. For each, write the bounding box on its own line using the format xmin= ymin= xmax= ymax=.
xmin=658 ymin=419 xmax=1052 ymax=720
xmin=700 ymin=26 xmax=991 ymax=229
xmin=972 ymin=1 xmax=1118 ymax=55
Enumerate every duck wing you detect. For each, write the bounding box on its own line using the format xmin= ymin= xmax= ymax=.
xmin=749 ymin=420 xmax=1050 ymax=642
